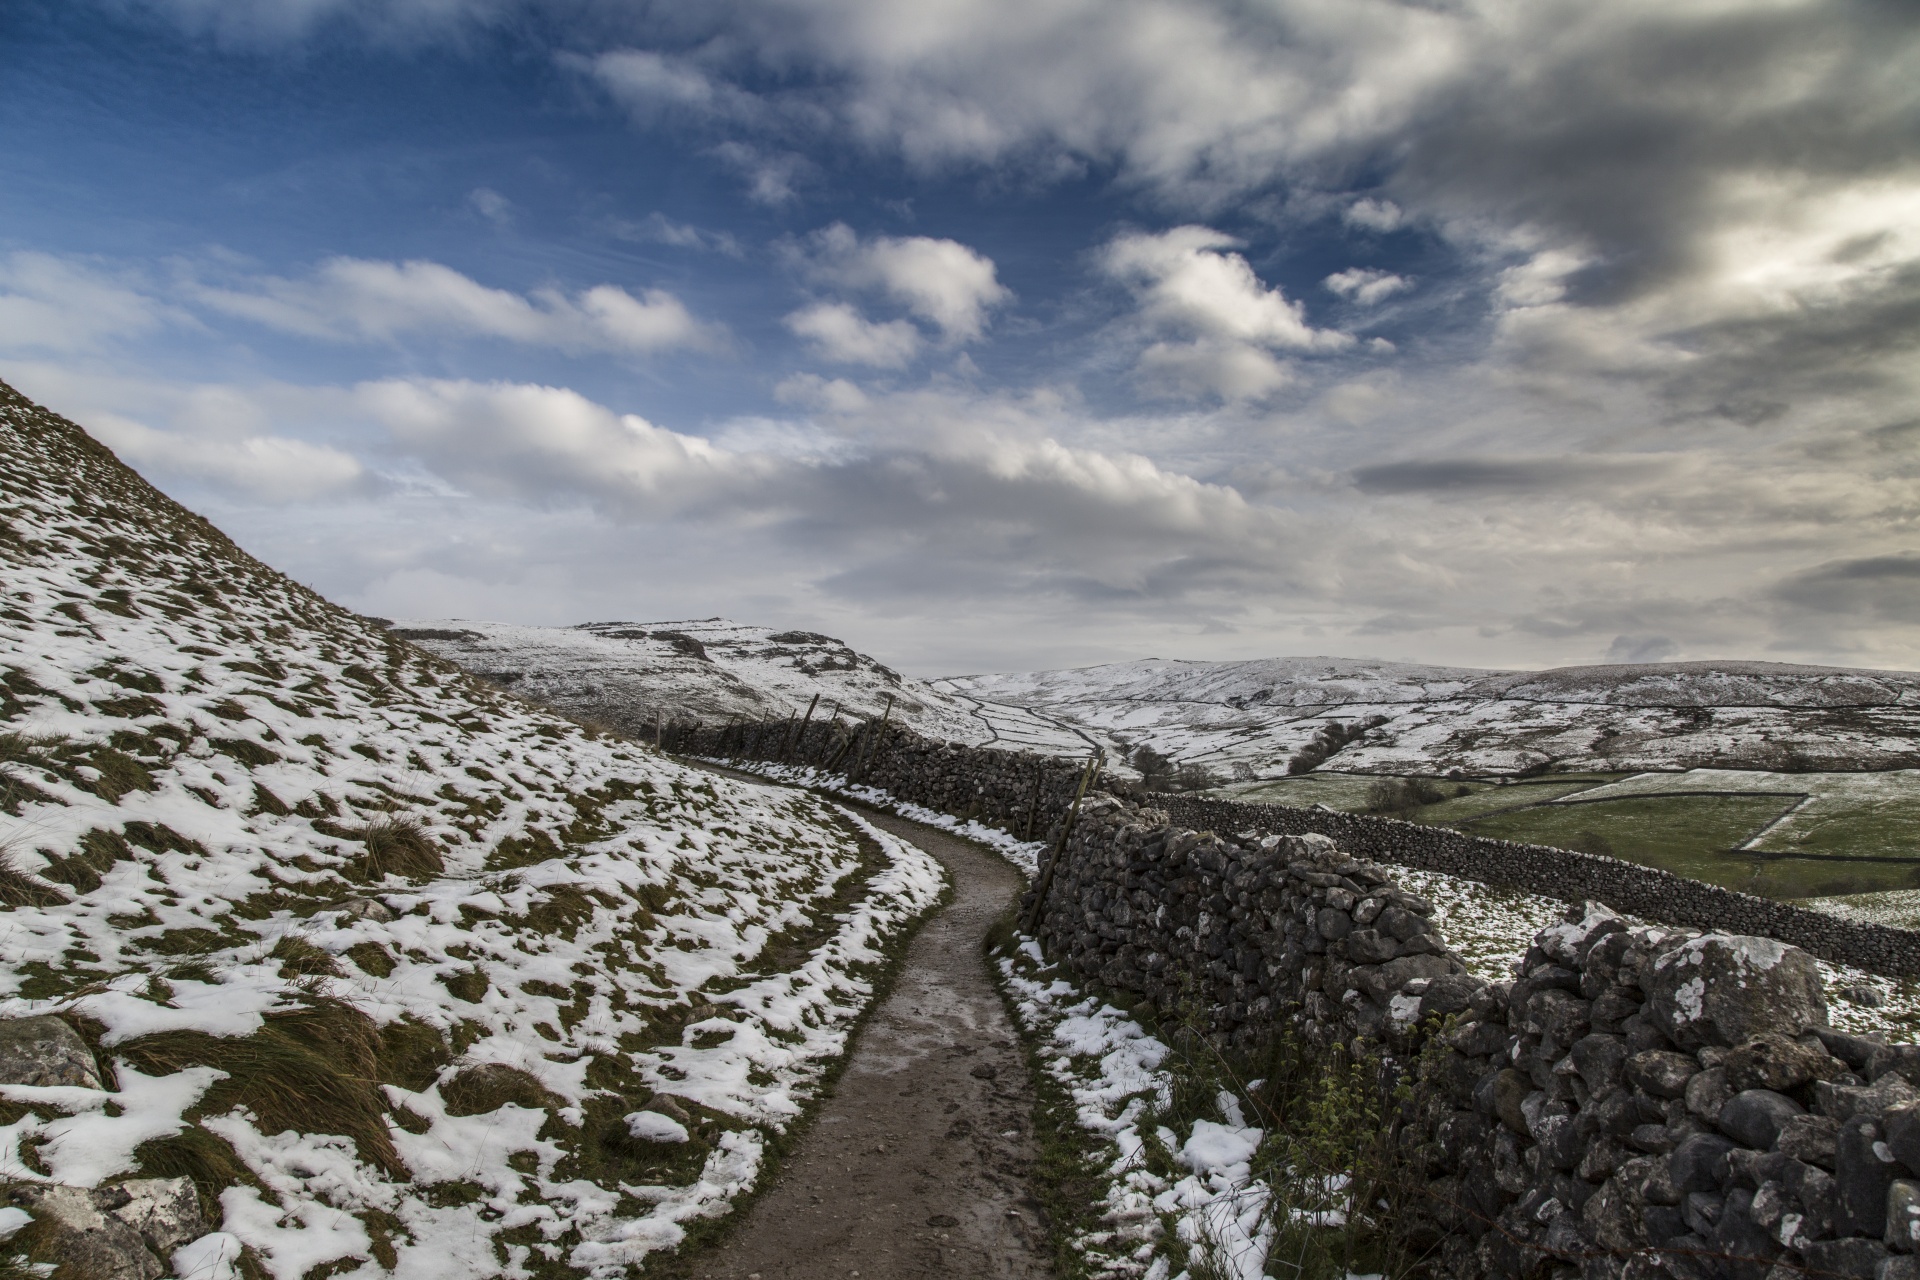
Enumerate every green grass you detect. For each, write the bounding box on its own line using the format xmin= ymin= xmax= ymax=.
xmin=1214 ymin=768 xmax=1920 ymax=902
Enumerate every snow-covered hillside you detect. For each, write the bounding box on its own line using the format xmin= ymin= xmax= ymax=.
xmin=394 ymin=618 xmax=1091 ymax=754
xmin=0 ymin=381 xmax=942 ymax=1278
xmin=944 ymin=656 xmax=1920 ymax=777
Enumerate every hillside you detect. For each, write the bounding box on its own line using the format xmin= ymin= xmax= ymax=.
xmin=394 ymin=618 xmax=1090 ymax=755
xmin=0 ymin=380 xmax=942 ymax=1278
xmin=942 ymin=655 xmax=1920 ymax=776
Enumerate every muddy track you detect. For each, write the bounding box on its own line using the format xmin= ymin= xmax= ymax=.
xmin=695 ymin=810 xmax=1052 ymax=1279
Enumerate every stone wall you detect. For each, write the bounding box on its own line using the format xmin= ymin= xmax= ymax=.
xmin=1159 ymin=794 xmax=1920 ymax=979
xmin=1034 ymin=792 xmax=1920 ymax=1280
xmin=683 ymin=714 xmax=1920 ymax=979
xmin=672 ymin=715 xmax=1098 ymax=840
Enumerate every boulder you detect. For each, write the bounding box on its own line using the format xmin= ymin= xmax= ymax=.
xmin=0 ymin=1015 xmax=102 ymax=1089
xmin=1778 ymin=1114 xmax=1840 ymax=1169
xmin=1872 ymin=1047 xmax=1920 ymax=1089
xmin=98 ymin=1179 xmax=205 ymax=1257
xmin=10 ymin=1185 xmax=163 ymax=1280
xmin=1839 ymin=1115 xmax=1899 ymax=1238
xmin=1644 ymin=936 xmax=1828 ymax=1051
xmin=1626 ymin=1049 xmax=1698 ymax=1099
xmin=1719 ymin=1089 xmax=1806 ymax=1151
xmin=1801 ymin=1237 xmax=1890 ymax=1279
xmin=1671 ymin=1133 xmax=1739 ymax=1194
xmin=1724 ymin=1034 xmax=1846 ymax=1093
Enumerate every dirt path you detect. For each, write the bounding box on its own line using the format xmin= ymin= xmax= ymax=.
xmin=694 ymin=810 xmax=1053 ymax=1280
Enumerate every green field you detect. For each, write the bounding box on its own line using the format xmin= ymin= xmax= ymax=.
xmin=1208 ymin=769 xmax=1920 ymax=902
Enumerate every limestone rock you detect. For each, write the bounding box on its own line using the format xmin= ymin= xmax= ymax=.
xmin=1719 ymin=1089 xmax=1805 ymax=1150
xmin=103 ymin=1178 xmax=206 ymax=1257
xmin=1725 ymin=1033 xmax=1846 ymax=1093
xmin=0 ymin=1015 xmax=102 ymax=1089
xmin=1645 ymin=935 xmax=1828 ymax=1051
xmin=10 ymin=1185 xmax=163 ymax=1280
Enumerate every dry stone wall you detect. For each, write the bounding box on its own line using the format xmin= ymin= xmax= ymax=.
xmin=686 ymin=715 xmax=1920 ymax=978
xmin=1035 ymin=792 xmax=1920 ymax=1280
xmin=694 ymin=716 xmax=1920 ymax=1278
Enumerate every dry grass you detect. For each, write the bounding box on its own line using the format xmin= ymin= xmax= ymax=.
xmin=0 ymin=839 xmax=67 ymax=908
xmin=118 ymin=994 xmax=403 ymax=1176
xmin=352 ymin=812 xmax=444 ymax=882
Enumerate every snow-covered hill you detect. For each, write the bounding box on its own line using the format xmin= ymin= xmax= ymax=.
xmin=393 ymin=618 xmax=1091 ymax=755
xmin=0 ymin=381 xmax=942 ymax=1278
xmin=943 ymin=656 xmax=1920 ymax=777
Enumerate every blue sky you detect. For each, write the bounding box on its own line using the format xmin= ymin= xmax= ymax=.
xmin=3 ymin=0 xmax=1918 ymax=675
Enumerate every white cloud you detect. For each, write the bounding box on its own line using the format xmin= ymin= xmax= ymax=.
xmin=610 ymin=212 xmax=745 ymax=258
xmin=783 ymin=302 xmax=923 ymax=367
xmin=1343 ymin=198 xmax=1405 ymax=233
xmin=790 ymin=224 xmax=1010 ymax=342
xmin=1323 ymin=268 xmax=1411 ymax=305
xmin=709 ymin=142 xmax=811 ymax=205
xmin=189 ymin=257 xmax=727 ymax=356
xmin=582 ymin=49 xmax=767 ymax=125
xmin=468 ymin=187 xmax=513 ymax=226
xmin=0 ymin=253 xmax=185 ymax=354
xmin=356 ymin=378 xmax=763 ymax=510
xmin=1099 ymin=226 xmax=1351 ymax=399
xmin=774 ymin=373 xmax=871 ymax=412
xmin=1102 ymin=227 xmax=1350 ymax=351
xmin=91 ymin=412 xmax=368 ymax=501
xmin=1133 ymin=339 xmax=1290 ymax=401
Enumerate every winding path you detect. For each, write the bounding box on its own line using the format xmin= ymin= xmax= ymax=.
xmin=695 ymin=810 xmax=1054 ymax=1280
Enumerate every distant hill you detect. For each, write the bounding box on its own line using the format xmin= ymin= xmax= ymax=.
xmin=392 ymin=617 xmax=1091 ymax=754
xmin=943 ymin=655 xmax=1920 ymax=776
xmin=0 ymin=379 xmax=938 ymax=1276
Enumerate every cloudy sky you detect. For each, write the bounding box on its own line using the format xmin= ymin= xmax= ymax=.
xmin=3 ymin=0 xmax=1918 ymax=675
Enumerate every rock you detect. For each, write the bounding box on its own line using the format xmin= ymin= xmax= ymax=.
xmin=1778 ymin=1113 xmax=1840 ymax=1168
xmin=1684 ymin=1189 xmax=1724 ymax=1237
xmin=335 ymin=896 xmax=396 ymax=923
xmin=1802 ymin=1237 xmax=1890 ymax=1279
xmin=1672 ymin=1133 xmax=1739 ymax=1193
xmin=1345 ymin=928 xmax=1397 ymax=964
xmin=1627 ymin=1049 xmax=1699 ymax=1099
xmin=1629 ymin=1123 xmax=1682 ymax=1154
xmin=1889 ymin=1179 xmax=1920 ymax=1252
xmin=1882 ymin=1256 xmax=1920 ymax=1280
xmin=1719 ymin=1089 xmax=1806 ymax=1150
xmin=1582 ymin=1174 xmax=1646 ymax=1251
xmin=1714 ymin=1185 xmax=1781 ymax=1280
xmin=1315 ymin=908 xmax=1351 ymax=941
xmin=1842 ymin=985 xmax=1889 ymax=1009
xmin=10 ymin=1185 xmax=164 ymax=1280
xmin=1688 ymin=1065 xmax=1732 ymax=1124
xmin=1645 ymin=936 xmax=1828 ymax=1051
xmin=1823 ymin=1075 xmax=1920 ymax=1124
xmin=1887 ymin=1104 xmax=1920 ymax=1174
xmin=1815 ymin=1027 xmax=1889 ymax=1072
xmin=1494 ymin=1070 xmax=1534 ymax=1136
xmin=0 ymin=1015 xmax=102 ymax=1088
xmin=1873 ymin=1047 xmax=1920 ymax=1089
xmin=1785 ymin=1157 xmax=1838 ymax=1241
xmin=106 ymin=1178 xmax=206 ymax=1256
xmin=1572 ymin=1033 xmax=1629 ymax=1092
xmin=1840 ymin=1115 xmax=1900 ymax=1238
xmin=1725 ymin=1033 xmax=1846 ymax=1093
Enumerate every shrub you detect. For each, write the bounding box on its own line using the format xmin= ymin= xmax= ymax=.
xmin=1363 ymin=777 xmax=1448 ymax=816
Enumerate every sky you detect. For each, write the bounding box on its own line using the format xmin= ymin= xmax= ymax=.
xmin=2 ymin=0 xmax=1917 ymax=677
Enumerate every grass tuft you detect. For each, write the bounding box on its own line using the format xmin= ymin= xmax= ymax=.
xmin=119 ymin=994 xmax=403 ymax=1176
xmin=352 ymin=813 xmax=444 ymax=882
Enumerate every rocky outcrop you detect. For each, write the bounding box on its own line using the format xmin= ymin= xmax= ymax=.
xmin=11 ymin=1178 xmax=207 ymax=1280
